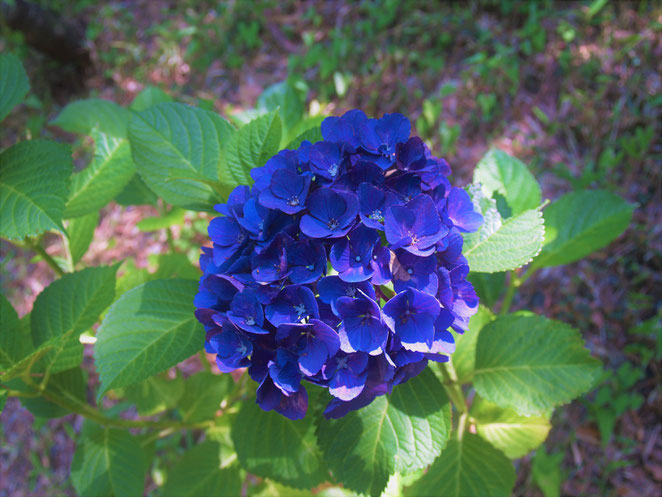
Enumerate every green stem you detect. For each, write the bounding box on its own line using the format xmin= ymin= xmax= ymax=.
xmin=24 ymin=237 xmax=65 ymax=276
xmin=457 ymin=412 xmax=468 ymax=441
xmin=438 ymin=362 xmax=467 ymax=415
xmin=199 ymin=350 xmax=212 ymax=373
xmin=499 ymin=271 xmax=519 ymax=316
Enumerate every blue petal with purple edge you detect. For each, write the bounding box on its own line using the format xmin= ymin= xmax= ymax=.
xmin=300 ymin=188 xmax=359 ymax=239
xmin=358 ymin=182 xmax=398 ymax=230
xmin=392 ymin=250 xmax=439 ymax=295
xmin=287 ymin=240 xmax=326 ymax=284
xmin=227 ymin=289 xmax=267 ymax=334
xmin=256 ymin=377 xmax=308 ymax=420
xmin=310 ymin=141 xmax=344 ymax=179
xmin=258 ymin=169 xmax=311 ymax=214
xmin=336 ymin=296 xmax=388 ymax=355
xmin=382 ymin=288 xmax=441 ymax=352
xmin=265 ymin=285 xmax=320 ymax=327
xmin=446 ymin=187 xmax=483 ymax=233
xmin=317 ymin=276 xmax=376 ymax=313
xmin=269 ymin=349 xmax=302 ymax=394
xmin=330 ymin=225 xmax=379 ymax=283
xmin=250 ymin=233 xmax=292 ymax=283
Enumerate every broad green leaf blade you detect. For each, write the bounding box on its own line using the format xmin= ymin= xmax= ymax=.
xmin=221 ymin=110 xmax=282 ymax=187
xmin=0 ymin=140 xmax=72 ymax=240
xmin=406 ymin=434 xmax=515 ymax=497
xmin=130 ymin=86 xmax=173 ymax=112
xmin=0 ymin=52 xmax=30 ymax=123
xmin=179 ymin=371 xmax=232 ymax=422
xmin=466 ymin=272 xmax=506 ymax=309
xmin=530 ymin=190 xmax=633 ymax=269
xmin=64 ymin=130 xmax=136 ymax=218
xmin=531 ymin=446 xmax=564 ymax=497
xmin=67 ymin=211 xmax=99 ymax=265
xmin=51 ymin=98 xmax=130 ymax=138
xmin=95 ymin=278 xmax=203 ymax=398
xmin=474 ymin=148 xmax=542 ymax=216
xmin=124 ymin=374 xmax=184 ymax=416
xmin=257 ymin=80 xmax=306 ymax=139
xmin=17 ymin=367 xmax=86 ymax=418
xmin=162 ymin=440 xmax=241 ymax=497
xmin=473 ymin=314 xmax=602 ymax=415
xmin=31 ymin=265 xmax=118 ymax=346
xmin=114 ymin=253 xmax=198 ymax=300
xmin=285 ymin=117 xmax=324 ymax=150
xmin=463 ymin=189 xmax=544 ymax=273
xmin=232 ymin=388 xmax=328 ymax=489
xmin=0 ymin=391 xmax=6 ymax=413
xmin=114 ymin=174 xmax=158 ymax=206
xmin=0 ymin=295 xmax=31 ymax=370
xmin=129 ymin=103 xmax=235 ymax=210
xmin=471 ymin=396 xmax=551 ymax=459
xmin=452 ymin=305 xmax=494 ymax=384
xmin=136 ymin=207 xmax=186 ymax=231
xmin=317 ymin=368 xmax=452 ymax=496
xmin=70 ymin=427 xmax=147 ymax=497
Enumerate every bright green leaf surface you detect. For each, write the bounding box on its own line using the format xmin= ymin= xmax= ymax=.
xmin=136 ymin=207 xmax=186 ymax=231
xmin=129 ymin=103 xmax=234 ymax=210
xmin=51 ymin=98 xmax=130 ymax=138
xmin=531 ymin=190 xmax=633 ymax=269
xmin=130 ymin=86 xmax=173 ymax=112
xmin=0 ymin=140 xmax=72 ymax=239
xmin=317 ymin=368 xmax=452 ymax=496
xmin=64 ymin=130 xmax=135 ymax=218
xmin=452 ymin=305 xmax=494 ymax=384
xmin=95 ymin=279 xmax=203 ymax=398
xmin=233 ymin=388 xmax=328 ymax=489
xmin=67 ymin=211 xmax=99 ymax=265
xmin=179 ymin=372 xmax=232 ymax=422
xmin=286 ymin=117 xmax=324 ymax=150
xmin=474 ymin=313 xmax=602 ymax=415
xmin=221 ymin=110 xmax=282 ymax=187
xmin=257 ymin=80 xmax=306 ymax=138
xmin=70 ymin=427 xmax=146 ymax=497
xmin=531 ymin=446 xmax=564 ymax=497
xmin=474 ymin=148 xmax=542 ymax=216
xmin=162 ymin=441 xmax=241 ymax=497
xmin=406 ymin=433 xmax=515 ymax=497
xmin=0 ymin=52 xmax=30 ymax=123
xmin=471 ymin=396 xmax=551 ymax=458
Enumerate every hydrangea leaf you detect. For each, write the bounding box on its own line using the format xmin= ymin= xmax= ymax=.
xmin=530 ymin=190 xmax=633 ymax=269
xmin=129 ymin=86 xmax=173 ymax=112
xmin=0 ymin=391 xmax=6 ymax=414
xmin=452 ymin=305 xmax=494 ymax=384
xmin=0 ymin=52 xmax=30 ymax=123
xmin=0 ymin=140 xmax=72 ymax=240
xmin=531 ymin=446 xmax=564 ymax=497
xmin=466 ymin=272 xmax=506 ymax=309
xmin=221 ymin=110 xmax=282 ymax=187
xmin=257 ymin=80 xmax=306 ymax=140
xmin=136 ymin=207 xmax=186 ymax=231
xmin=14 ymin=367 xmax=86 ymax=419
xmin=114 ymin=174 xmax=158 ymax=206
xmin=463 ymin=186 xmax=544 ymax=273
xmin=70 ymin=426 xmax=147 ymax=497
xmin=178 ymin=371 xmax=233 ymax=422
xmin=95 ymin=279 xmax=203 ymax=399
xmin=162 ymin=441 xmax=241 ymax=497
xmin=67 ymin=211 xmax=99 ymax=266
xmin=51 ymin=98 xmax=130 ymax=138
xmin=232 ymin=388 xmax=329 ymax=489
xmin=0 ymin=295 xmax=30 ymax=371
xmin=405 ymin=433 xmax=515 ymax=497
xmin=123 ymin=375 xmax=184 ymax=416
xmin=471 ymin=395 xmax=551 ymax=459
xmin=317 ymin=368 xmax=452 ymax=496
xmin=129 ymin=102 xmax=235 ymax=210
xmin=286 ymin=117 xmax=324 ymax=150
xmin=473 ymin=148 xmax=542 ymax=216
xmin=30 ymin=265 xmax=118 ymax=375
xmin=64 ymin=130 xmax=136 ymax=218
xmin=473 ymin=314 xmax=602 ymax=415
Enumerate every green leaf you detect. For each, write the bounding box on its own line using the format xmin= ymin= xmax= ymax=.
xmin=95 ymin=279 xmax=203 ymax=398
xmin=0 ymin=390 xmax=6 ymax=413
xmin=466 ymin=272 xmax=506 ymax=308
xmin=221 ymin=110 xmax=282 ymax=187
xmin=531 ymin=446 xmax=564 ymax=497
xmin=317 ymin=368 xmax=452 ymax=496
xmin=70 ymin=427 xmax=147 ymax=497
xmin=0 ymin=140 xmax=72 ymax=240
xmin=162 ymin=440 xmax=241 ymax=497
xmin=232 ymin=388 xmax=328 ymax=489
xmin=31 ymin=265 xmax=118 ymax=374
xmin=474 ymin=149 xmax=542 ymax=216
xmin=114 ymin=253 xmax=198 ymax=299
xmin=0 ymin=52 xmax=30 ymax=123
xmin=67 ymin=211 xmax=99 ymax=265
xmin=0 ymin=295 xmax=31 ymax=371
xmin=123 ymin=374 xmax=184 ymax=416
xmin=136 ymin=207 xmax=186 ymax=231
xmin=452 ymin=305 xmax=494 ymax=384
xmin=471 ymin=396 xmax=551 ymax=458
xmin=406 ymin=433 xmax=515 ymax=497
xmin=114 ymin=174 xmax=158 ymax=206
xmin=178 ymin=371 xmax=232 ymax=422
xmin=530 ymin=190 xmax=633 ymax=269
xmin=130 ymin=86 xmax=173 ymax=112
xmin=463 ymin=186 xmax=544 ymax=273
xmin=18 ymin=368 xmax=86 ymax=419
xmin=257 ymin=80 xmax=306 ymax=138
xmin=473 ymin=313 xmax=602 ymax=415
xmin=51 ymin=98 xmax=130 ymax=138
xmin=129 ymin=103 xmax=235 ymax=210
xmin=285 ymin=116 xmax=324 ymax=150
xmin=64 ymin=130 xmax=136 ymax=218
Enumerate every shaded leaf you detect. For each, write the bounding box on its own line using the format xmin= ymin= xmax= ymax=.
xmin=51 ymin=98 xmax=130 ymax=138
xmin=67 ymin=211 xmax=99 ymax=265
xmin=452 ymin=305 xmax=494 ymax=384
xmin=178 ymin=371 xmax=232 ymax=422
xmin=114 ymin=174 xmax=158 ymax=206
xmin=0 ymin=52 xmax=30 ymax=123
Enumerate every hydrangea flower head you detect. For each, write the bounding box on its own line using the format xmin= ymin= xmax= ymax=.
xmin=195 ymin=110 xmax=482 ymax=420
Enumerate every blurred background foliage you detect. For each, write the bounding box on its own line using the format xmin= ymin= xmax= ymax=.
xmin=1 ymin=1 xmax=660 ymax=496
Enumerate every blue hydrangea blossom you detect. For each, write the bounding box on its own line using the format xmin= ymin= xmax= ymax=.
xmin=195 ymin=110 xmax=483 ymax=419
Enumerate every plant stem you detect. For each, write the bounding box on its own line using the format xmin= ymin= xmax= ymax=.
xmin=438 ymin=362 xmax=467 ymax=415
xmin=199 ymin=349 xmax=212 ymax=373
xmin=24 ymin=237 xmax=65 ymax=276
xmin=499 ymin=271 xmax=519 ymax=316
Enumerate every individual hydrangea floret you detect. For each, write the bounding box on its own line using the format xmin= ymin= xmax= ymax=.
xmin=195 ymin=110 xmax=483 ymax=420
